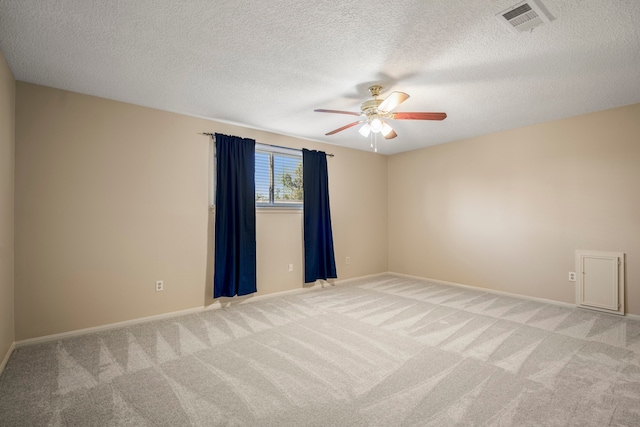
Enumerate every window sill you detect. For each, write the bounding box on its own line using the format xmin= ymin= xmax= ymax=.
xmin=256 ymin=205 xmax=303 ymax=214
xmin=209 ymin=206 xmax=302 ymax=214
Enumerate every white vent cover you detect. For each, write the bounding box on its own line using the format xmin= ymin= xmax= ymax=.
xmin=497 ymin=0 xmax=553 ymax=33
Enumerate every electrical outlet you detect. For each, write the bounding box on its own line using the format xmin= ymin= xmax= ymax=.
xmin=155 ymin=280 xmax=164 ymax=292
xmin=568 ymin=272 xmax=576 ymax=282
xmin=346 ymin=257 xmax=351 ymax=265
xmin=288 ymin=264 xmax=294 ymax=272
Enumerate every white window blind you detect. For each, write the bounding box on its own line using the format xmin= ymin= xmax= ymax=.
xmin=255 ymin=144 xmax=303 ymax=207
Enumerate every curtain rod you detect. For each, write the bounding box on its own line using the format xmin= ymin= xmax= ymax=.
xmin=200 ymin=133 xmax=334 ymax=157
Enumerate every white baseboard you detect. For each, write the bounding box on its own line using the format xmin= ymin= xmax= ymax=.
xmin=389 ymin=271 xmax=579 ymax=309
xmin=15 ymin=306 xmax=206 ymax=348
xmin=334 ymin=272 xmax=389 ymax=286
xmin=14 ymin=271 xmax=638 ymax=348
xmin=389 ymin=272 xmax=640 ymax=319
xmin=15 ymin=273 xmax=388 ymax=348
xmin=0 ymin=341 xmax=15 ymax=375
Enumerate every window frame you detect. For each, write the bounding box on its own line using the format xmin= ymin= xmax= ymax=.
xmin=255 ymin=143 xmax=303 ymax=209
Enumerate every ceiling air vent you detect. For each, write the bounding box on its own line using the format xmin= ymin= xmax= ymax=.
xmin=496 ymin=0 xmax=553 ymax=33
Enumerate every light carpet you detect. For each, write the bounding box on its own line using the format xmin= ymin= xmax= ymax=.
xmin=1 ymin=274 xmax=640 ymax=426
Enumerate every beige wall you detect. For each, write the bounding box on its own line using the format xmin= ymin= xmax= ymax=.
xmin=15 ymin=82 xmax=388 ymax=340
xmin=0 ymin=49 xmax=15 ymax=362
xmin=388 ymin=103 xmax=640 ymax=315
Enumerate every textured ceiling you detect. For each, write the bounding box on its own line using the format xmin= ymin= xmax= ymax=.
xmin=1 ymin=0 xmax=639 ymax=155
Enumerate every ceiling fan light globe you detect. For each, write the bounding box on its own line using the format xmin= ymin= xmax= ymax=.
xmin=359 ymin=123 xmax=371 ymax=137
xmin=370 ymin=118 xmax=383 ymax=133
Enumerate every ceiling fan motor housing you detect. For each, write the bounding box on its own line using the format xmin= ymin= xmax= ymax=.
xmin=361 ymin=99 xmax=384 ymax=118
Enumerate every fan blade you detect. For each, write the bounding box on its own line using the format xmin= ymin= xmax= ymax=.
xmin=314 ymin=109 xmax=361 ymax=116
xmin=325 ymin=120 xmax=364 ymax=135
xmin=391 ymin=112 xmax=447 ymax=120
xmin=378 ymin=91 xmax=409 ymax=112
xmin=384 ymin=129 xmax=398 ymax=140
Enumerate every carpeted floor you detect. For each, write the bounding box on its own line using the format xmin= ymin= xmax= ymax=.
xmin=1 ymin=274 xmax=640 ymax=426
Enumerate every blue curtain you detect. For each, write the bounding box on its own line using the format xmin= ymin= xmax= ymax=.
xmin=213 ymin=133 xmax=257 ymax=298
xmin=302 ymin=149 xmax=337 ymax=283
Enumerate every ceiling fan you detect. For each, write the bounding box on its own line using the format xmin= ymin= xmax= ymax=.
xmin=314 ymin=85 xmax=447 ymax=140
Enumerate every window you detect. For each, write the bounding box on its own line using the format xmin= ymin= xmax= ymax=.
xmin=255 ymin=144 xmax=303 ymax=207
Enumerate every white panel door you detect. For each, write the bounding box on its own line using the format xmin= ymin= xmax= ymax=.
xmin=576 ymin=251 xmax=625 ymax=315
